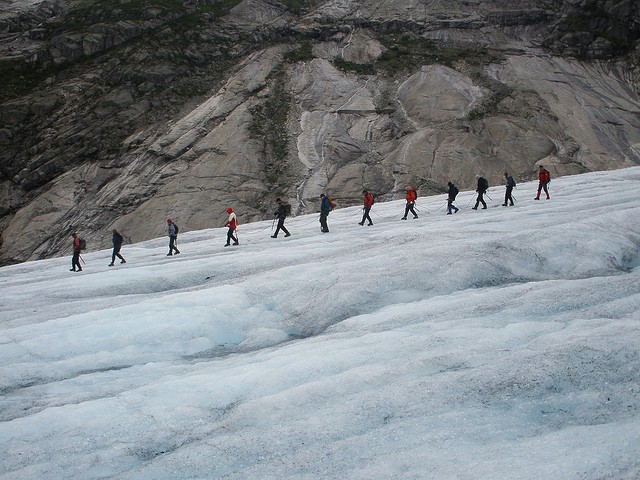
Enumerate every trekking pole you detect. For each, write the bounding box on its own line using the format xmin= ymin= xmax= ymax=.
xmin=466 ymin=194 xmax=475 ymax=208
xmin=80 ymin=254 xmax=86 ymax=265
xmin=485 ymin=193 xmax=493 ymax=202
xmin=512 ymin=194 xmax=517 ymax=204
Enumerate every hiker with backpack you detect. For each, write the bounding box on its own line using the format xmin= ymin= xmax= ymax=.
xmin=109 ymin=229 xmax=126 ymax=266
xmin=446 ymin=182 xmax=460 ymax=214
xmin=319 ymin=193 xmax=332 ymax=233
xmin=359 ymin=190 xmax=374 ymax=226
xmin=271 ymin=198 xmax=291 ymax=238
xmin=70 ymin=232 xmax=82 ymax=272
xmin=224 ymin=207 xmax=239 ymax=246
xmin=401 ymin=186 xmax=418 ymax=220
xmin=167 ymin=219 xmax=180 ymax=256
xmin=472 ymin=175 xmax=488 ymax=210
xmin=503 ymin=171 xmax=516 ymax=206
xmin=535 ymin=165 xmax=551 ymax=200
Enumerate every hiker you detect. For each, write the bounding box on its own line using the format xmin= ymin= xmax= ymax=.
xmin=167 ymin=218 xmax=180 ymax=256
xmin=319 ymin=193 xmax=331 ymax=233
xmin=224 ymin=207 xmax=239 ymax=246
xmin=359 ymin=190 xmax=374 ymax=226
xmin=401 ymin=186 xmax=418 ymax=219
xmin=503 ymin=171 xmax=516 ymax=206
xmin=446 ymin=182 xmax=459 ymax=214
xmin=70 ymin=232 xmax=82 ymax=272
xmin=271 ymin=198 xmax=291 ymax=238
xmin=535 ymin=165 xmax=551 ymax=200
xmin=108 ymin=229 xmax=126 ymax=266
xmin=472 ymin=175 xmax=488 ymax=210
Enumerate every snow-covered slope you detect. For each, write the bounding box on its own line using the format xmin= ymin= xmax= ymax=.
xmin=1 ymin=168 xmax=639 ymax=479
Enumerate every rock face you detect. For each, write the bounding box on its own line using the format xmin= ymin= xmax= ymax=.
xmin=1 ymin=0 xmax=639 ymax=265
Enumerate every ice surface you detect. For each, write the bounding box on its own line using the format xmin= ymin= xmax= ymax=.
xmin=1 ymin=168 xmax=639 ymax=479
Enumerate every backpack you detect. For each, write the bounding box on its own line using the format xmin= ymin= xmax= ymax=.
xmin=285 ymin=203 xmax=292 ymax=216
xmin=370 ymin=193 xmax=375 ymax=205
xmin=173 ymin=223 xmax=179 ymax=235
xmin=452 ymin=186 xmax=459 ymax=199
xmin=480 ymin=178 xmax=489 ymax=191
xmin=411 ymin=189 xmax=418 ymax=201
xmin=79 ymin=238 xmax=87 ymax=251
xmin=508 ymin=177 xmax=516 ymax=188
xmin=329 ymin=197 xmax=337 ymax=210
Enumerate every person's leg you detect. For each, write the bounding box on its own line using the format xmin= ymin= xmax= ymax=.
xmin=543 ymin=183 xmax=549 ymax=199
xmin=281 ymin=221 xmax=291 ymax=236
xmin=480 ymin=192 xmax=487 ymax=208
xmin=72 ymin=252 xmax=82 ymax=271
xmin=364 ymin=207 xmax=373 ymax=225
xmin=320 ymin=214 xmax=329 ymax=232
xmin=402 ymin=204 xmax=410 ymax=219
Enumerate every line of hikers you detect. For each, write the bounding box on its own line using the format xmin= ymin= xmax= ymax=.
xmin=68 ymin=166 xmax=551 ymax=271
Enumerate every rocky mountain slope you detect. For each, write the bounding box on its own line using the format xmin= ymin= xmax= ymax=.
xmin=1 ymin=0 xmax=639 ymax=265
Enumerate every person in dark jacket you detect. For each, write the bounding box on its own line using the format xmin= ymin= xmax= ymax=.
xmin=271 ymin=198 xmax=291 ymax=238
xmin=535 ymin=165 xmax=551 ymax=200
xmin=108 ymin=229 xmax=126 ymax=266
xmin=446 ymin=182 xmax=459 ymax=214
xmin=503 ymin=171 xmax=516 ymax=206
xmin=70 ymin=232 xmax=82 ymax=272
xmin=167 ymin=219 xmax=180 ymax=256
xmin=472 ymin=175 xmax=488 ymax=210
xmin=401 ymin=186 xmax=418 ymax=219
xmin=320 ymin=194 xmax=331 ymax=233
xmin=359 ymin=190 xmax=374 ymax=226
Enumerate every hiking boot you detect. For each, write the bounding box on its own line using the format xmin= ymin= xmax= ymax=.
xmin=175 ymin=250 xmax=180 ymax=254
xmin=401 ymin=217 xmax=407 ymax=220
xmin=367 ymin=223 xmax=373 ymax=226
xmin=454 ymin=208 xmax=459 ymax=213
xmin=77 ymin=268 xmax=82 ymax=272
xmin=534 ymin=197 xmax=539 ymax=200
xmin=233 ymin=242 xmax=239 ymax=246
xmin=482 ymin=206 xmax=487 ymax=209
xmin=70 ymin=268 xmax=76 ymax=271
xmin=546 ymin=195 xmax=550 ymax=199
xmin=167 ymin=253 xmax=173 ymax=256
xmin=121 ymin=259 xmax=126 ymax=264
xmin=509 ymin=203 xmax=514 ymax=206
xmin=413 ymin=215 xmax=418 ymax=219
xmin=447 ymin=212 xmax=452 ymax=215
xmin=271 ymin=235 xmax=277 ymax=238
xmin=472 ymin=207 xmax=478 ymax=210
xmin=224 ymin=243 xmax=230 ymax=247
xmin=284 ymin=233 xmax=291 ymax=237
xmin=358 ymin=222 xmax=364 ymax=226
xmin=108 ymin=263 xmax=114 ymax=267
xmin=502 ymin=203 xmax=507 ymax=206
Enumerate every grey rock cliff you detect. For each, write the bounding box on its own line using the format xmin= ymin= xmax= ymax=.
xmin=0 ymin=0 xmax=639 ymax=264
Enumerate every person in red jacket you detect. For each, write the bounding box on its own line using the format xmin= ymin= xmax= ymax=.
xmin=535 ymin=165 xmax=551 ymax=200
xmin=401 ymin=186 xmax=418 ymax=220
xmin=359 ymin=190 xmax=374 ymax=226
xmin=70 ymin=232 xmax=82 ymax=272
xmin=224 ymin=207 xmax=239 ymax=246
